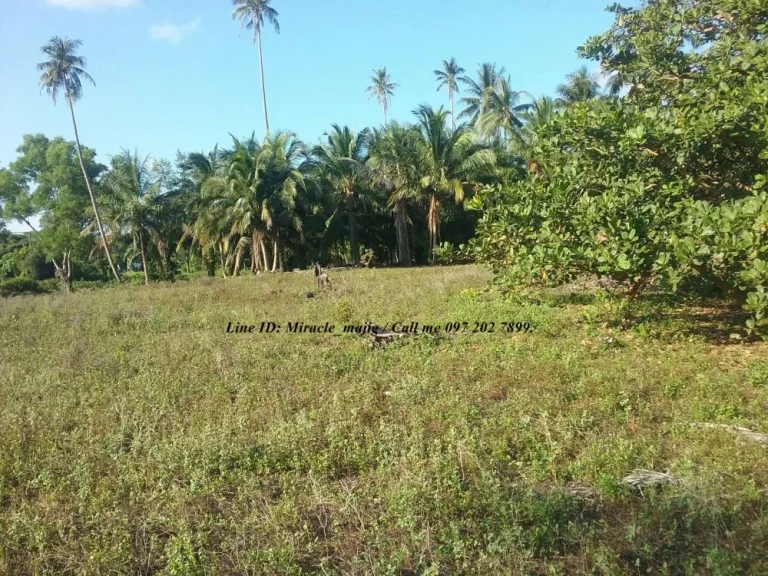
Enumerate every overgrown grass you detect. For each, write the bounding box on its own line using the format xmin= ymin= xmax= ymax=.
xmin=1 ymin=266 xmax=767 ymax=574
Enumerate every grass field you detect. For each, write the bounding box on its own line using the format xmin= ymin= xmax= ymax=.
xmin=1 ymin=265 xmax=767 ymax=575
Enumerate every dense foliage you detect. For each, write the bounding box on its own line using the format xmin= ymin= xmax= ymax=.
xmin=473 ymin=0 xmax=768 ymax=336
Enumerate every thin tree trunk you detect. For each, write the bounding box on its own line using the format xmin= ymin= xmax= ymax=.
xmin=428 ymin=195 xmax=441 ymax=263
xmin=260 ymin=238 xmax=269 ymax=271
xmin=21 ymin=218 xmax=38 ymax=233
xmin=450 ymin=89 xmax=455 ymax=130
xmin=395 ymin=201 xmax=411 ymax=267
xmin=219 ymin=242 xmax=228 ymax=278
xmin=348 ymin=194 xmax=359 ymax=266
xmin=251 ymin=232 xmax=259 ymax=274
xmin=257 ymin=31 xmax=270 ymax=136
xmin=271 ymin=236 xmax=278 ymax=272
xmin=52 ymin=251 xmax=73 ymax=293
xmin=233 ymin=247 xmax=243 ymax=277
xmin=139 ymin=233 xmax=149 ymax=285
xmin=66 ymin=92 xmax=121 ymax=283
xmin=383 ymin=103 xmax=387 ymax=125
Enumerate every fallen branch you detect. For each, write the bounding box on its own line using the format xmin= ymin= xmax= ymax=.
xmin=622 ymin=469 xmax=678 ymax=489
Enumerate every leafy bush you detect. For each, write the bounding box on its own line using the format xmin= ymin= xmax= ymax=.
xmin=473 ymin=0 xmax=768 ymax=335
xmin=0 ymin=277 xmax=43 ymax=297
xmin=433 ymin=242 xmax=472 ymax=265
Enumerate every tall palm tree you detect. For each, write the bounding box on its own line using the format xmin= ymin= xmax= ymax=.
xmin=476 ymin=76 xmax=533 ymax=143
xmin=202 ymin=135 xmax=264 ymax=276
xmin=254 ymin=132 xmax=306 ymax=271
xmin=556 ymin=66 xmax=601 ymax=104
xmin=514 ymin=96 xmax=560 ymax=166
xmin=37 ymin=37 xmax=121 ymax=283
xmin=204 ymin=132 xmax=305 ymax=275
xmin=231 ymin=0 xmax=280 ymax=135
xmin=434 ymin=58 xmax=465 ymax=130
xmin=311 ymin=125 xmax=370 ymax=265
xmin=95 ymin=151 xmax=163 ymax=285
xmin=413 ymin=105 xmax=496 ymax=261
xmin=368 ymin=124 xmax=424 ymax=266
xmin=177 ymin=147 xmax=226 ymax=275
xmin=458 ymin=62 xmax=506 ymax=125
xmin=366 ymin=68 xmax=398 ymax=125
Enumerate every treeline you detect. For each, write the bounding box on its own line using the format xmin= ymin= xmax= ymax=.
xmin=0 ymin=35 xmax=618 ymax=291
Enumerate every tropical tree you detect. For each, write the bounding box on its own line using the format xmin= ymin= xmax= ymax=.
xmin=556 ymin=66 xmax=601 ymax=104
xmin=458 ymin=62 xmax=506 ymax=125
xmin=434 ymin=58 xmax=465 ymax=130
xmin=475 ymin=76 xmax=532 ymax=144
xmin=202 ymin=132 xmax=306 ymax=275
xmin=37 ymin=37 xmax=121 ymax=283
xmin=95 ymin=151 xmax=164 ymax=285
xmin=231 ymin=0 xmax=280 ymax=135
xmin=514 ymin=96 xmax=559 ymax=162
xmin=368 ymin=124 xmax=424 ymax=266
xmin=413 ymin=105 xmax=496 ymax=260
xmin=256 ymin=132 xmax=307 ymax=271
xmin=366 ymin=68 xmax=398 ymax=125
xmin=311 ymin=125 xmax=370 ymax=265
xmin=177 ymin=147 xmax=225 ymax=274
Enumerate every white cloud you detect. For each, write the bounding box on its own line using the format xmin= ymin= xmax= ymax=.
xmin=149 ymin=19 xmax=201 ymax=45
xmin=45 ymin=0 xmax=139 ymax=10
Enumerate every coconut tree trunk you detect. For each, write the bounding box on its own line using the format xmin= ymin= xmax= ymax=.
xmin=233 ymin=246 xmax=243 ymax=277
xmin=66 ymin=91 xmax=121 ymax=283
xmin=219 ymin=242 xmax=228 ymax=278
xmin=271 ymin=236 xmax=278 ymax=272
xmin=260 ymin=237 xmax=269 ymax=271
xmin=251 ymin=232 xmax=261 ymax=275
xmin=428 ymin=195 xmax=441 ymax=263
xmin=139 ymin=232 xmax=149 ymax=285
xmin=348 ymin=195 xmax=359 ymax=266
xmin=395 ymin=201 xmax=411 ymax=267
xmin=257 ymin=31 xmax=270 ymax=136
xmin=450 ymin=88 xmax=455 ymax=131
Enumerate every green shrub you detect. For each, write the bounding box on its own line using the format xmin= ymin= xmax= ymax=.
xmin=472 ymin=0 xmax=768 ymax=336
xmin=0 ymin=277 xmax=42 ymax=297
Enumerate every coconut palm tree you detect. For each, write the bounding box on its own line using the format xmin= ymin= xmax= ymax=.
xmin=476 ymin=76 xmax=533 ymax=144
xmin=434 ymin=58 xmax=465 ymax=130
xmin=368 ymin=124 xmax=424 ymax=266
xmin=255 ymin=132 xmax=306 ymax=271
xmin=95 ymin=151 xmax=164 ymax=285
xmin=176 ymin=147 xmax=226 ymax=275
xmin=204 ymin=132 xmax=305 ymax=274
xmin=37 ymin=37 xmax=121 ymax=283
xmin=458 ymin=62 xmax=506 ymax=125
xmin=231 ymin=0 xmax=280 ymax=135
xmin=366 ymin=68 xmax=398 ymax=125
xmin=556 ymin=66 xmax=601 ymax=104
xmin=311 ymin=125 xmax=370 ymax=265
xmin=413 ymin=105 xmax=496 ymax=261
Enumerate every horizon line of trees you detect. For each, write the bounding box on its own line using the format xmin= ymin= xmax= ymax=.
xmin=1 ymin=7 xmax=624 ymax=291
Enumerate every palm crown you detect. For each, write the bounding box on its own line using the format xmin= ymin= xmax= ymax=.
xmin=435 ymin=58 xmax=465 ymax=128
xmin=37 ymin=37 xmax=95 ymax=104
xmin=556 ymin=66 xmax=601 ymax=104
xmin=231 ymin=0 xmax=280 ymax=40
xmin=366 ymin=68 xmax=398 ymax=124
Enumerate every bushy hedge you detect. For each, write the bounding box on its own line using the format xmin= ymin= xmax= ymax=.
xmin=471 ymin=0 xmax=768 ymax=336
xmin=0 ymin=278 xmax=44 ymax=297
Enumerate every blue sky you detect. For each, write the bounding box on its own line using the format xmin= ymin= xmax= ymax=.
xmin=1 ymin=0 xmax=619 ymax=176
